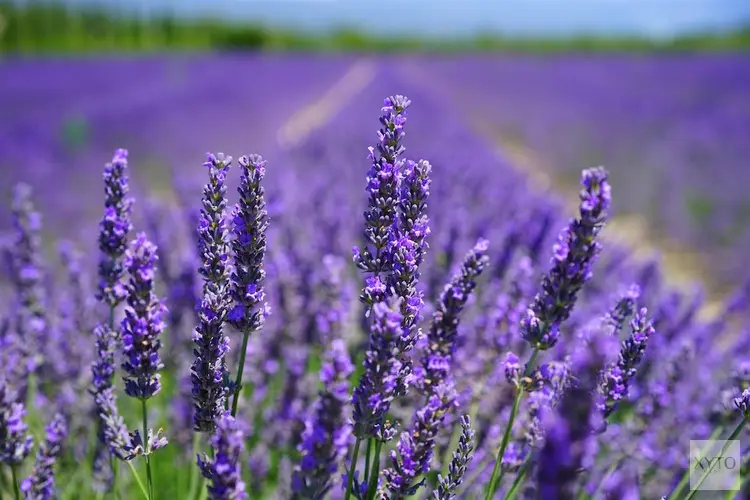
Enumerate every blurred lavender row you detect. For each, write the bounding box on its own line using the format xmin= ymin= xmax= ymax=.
xmin=409 ymin=54 xmax=750 ymax=288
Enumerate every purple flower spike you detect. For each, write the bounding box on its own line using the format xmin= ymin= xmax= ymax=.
xmin=390 ymin=158 xmax=432 ymax=334
xmin=432 ymin=415 xmax=475 ymax=500
xmin=382 ymin=383 xmax=455 ymax=497
xmin=121 ymin=233 xmax=167 ymax=400
xmin=21 ymin=413 xmax=67 ymax=500
xmin=292 ymin=339 xmax=354 ymax=499
xmin=198 ymin=413 xmax=248 ymax=500
xmin=421 ymin=239 xmax=490 ymax=393
xmin=522 ymin=167 xmax=611 ymax=350
xmin=91 ymin=324 xmax=135 ymax=462
xmin=192 ymin=153 xmax=233 ymax=433
xmin=229 ymin=154 xmax=269 ymax=334
xmin=0 ymin=378 xmax=33 ymax=465
xmin=97 ymin=148 xmax=133 ymax=308
xmin=9 ymin=183 xmax=47 ymax=396
xmin=599 ymin=307 xmax=655 ymax=417
xmin=352 ymin=300 xmax=406 ymax=441
xmin=353 ymin=96 xmax=411 ymax=299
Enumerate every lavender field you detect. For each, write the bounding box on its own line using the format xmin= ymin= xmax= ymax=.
xmin=407 ymin=54 xmax=750 ymax=289
xmin=1 ymin=54 xmax=750 ymax=500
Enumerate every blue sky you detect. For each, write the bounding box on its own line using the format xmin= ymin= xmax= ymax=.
xmin=64 ymin=0 xmax=750 ymax=38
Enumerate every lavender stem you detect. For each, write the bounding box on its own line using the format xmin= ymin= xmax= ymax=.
xmin=125 ymin=461 xmax=149 ymax=500
xmin=683 ymin=417 xmax=748 ymax=500
xmin=505 ymin=459 xmax=532 ymax=500
xmin=141 ymin=400 xmax=153 ymax=500
xmin=344 ymin=437 xmax=362 ymax=500
xmin=666 ymin=425 xmax=725 ymax=500
xmin=366 ymin=440 xmax=382 ymax=500
xmin=11 ymin=465 xmax=20 ymax=500
xmin=485 ymin=348 xmax=540 ymax=499
xmin=229 ymin=330 xmax=251 ymax=417
xmin=364 ymin=439 xmax=372 ymax=485
xmin=187 ymin=433 xmax=201 ymax=500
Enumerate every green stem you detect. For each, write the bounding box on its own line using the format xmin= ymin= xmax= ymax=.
xmin=126 ymin=461 xmax=149 ymax=500
xmin=579 ymin=459 xmax=621 ymax=500
xmin=11 ymin=465 xmax=20 ymax=500
xmin=505 ymin=459 xmax=532 ymax=500
xmin=344 ymin=437 xmax=362 ymax=500
xmin=108 ymin=305 xmax=119 ymax=500
xmin=684 ymin=417 xmax=748 ymax=500
xmin=485 ymin=348 xmax=539 ymax=500
xmin=187 ymin=433 xmax=202 ymax=500
xmin=230 ymin=327 xmax=252 ymax=417
xmin=113 ymin=460 xmax=121 ymax=500
xmin=724 ymin=455 xmax=750 ymax=499
xmin=666 ymin=425 xmax=725 ymax=500
xmin=366 ymin=440 xmax=383 ymax=500
xmin=141 ymin=400 xmax=154 ymax=500
xmin=0 ymin=466 xmax=7 ymax=494
xmin=364 ymin=438 xmax=373 ymax=486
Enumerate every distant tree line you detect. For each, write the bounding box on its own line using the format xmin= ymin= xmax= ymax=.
xmin=1 ymin=0 xmax=749 ymax=54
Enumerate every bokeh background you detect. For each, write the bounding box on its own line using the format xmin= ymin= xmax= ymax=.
xmin=2 ymin=0 xmax=750 ymax=295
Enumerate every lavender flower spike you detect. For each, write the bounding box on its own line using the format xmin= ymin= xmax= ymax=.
xmin=521 ymin=166 xmax=611 ymax=350
xmin=432 ymin=415 xmax=476 ymax=500
xmin=381 ymin=383 xmax=455 ymax=497
xmin=352 ymin=300 xmax=405 ymax=442
xmin=0 ymin=378 xmax=33 ymax=465
xmin=353 ymin=96 xmax=411 ymax=307
xmin=598 ymin=307 xmax=655 ymax=417
xmin=121 ymin=233 xmax=167 ymax=400
xmin=97 ymin=148 xmax=133 ymax=308
xmin=21 ymin=413 xmax=67 ymax=500
xmin=192 ymin=153 xmax=233 ymax=433
xmin=9 ymin=184 xmax=47 ymax=397
xmin=421 ymin=239 xmax=490 ymax=393
xmin=389 ymin=158 xmax=432 ymax=336
xmin=197 ymin=412 xmax=248 ymax=500
xmin=292 ymin=339 xmax=354 ymax=499
xmin=228 ymin=154 xmax=269 ymax=415
xmin=91 ymin=324 xmax=135 ymax=461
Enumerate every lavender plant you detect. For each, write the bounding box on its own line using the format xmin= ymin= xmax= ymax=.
xmin=227 ymin=154 xmax=269 ymax=417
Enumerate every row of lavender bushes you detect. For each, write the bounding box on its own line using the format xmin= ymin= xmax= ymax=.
xmin=1 ymin=95 xmax=750 ymax=499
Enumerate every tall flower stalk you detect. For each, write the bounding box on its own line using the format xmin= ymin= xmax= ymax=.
xmin=8 ymin=183 xmax=47 ymax=402
xmin=121 ymin=233 xmax=168 ymax=499
xmin=20 ymin=413 xmax=67 ymax=500
xmin=431 ymin=415 xmax=476 ymax=500
xmin=485 ymin=167 xmax=611 ymax=499
xmin=292 ymin=339 xmax=354 ymax=499
xmin=0 ymin=378 xmax=33 ymax=500
xmin=192 ymin=153 xmax=233 ymax=433
xmin=92 ymin=148 xmax=133 ymax=492
xmin=347 ymin=95 xmax=413 ymax=500
xmin=227 ymin=154 xmax=269 ymax=417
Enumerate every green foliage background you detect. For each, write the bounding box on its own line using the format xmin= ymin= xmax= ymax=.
xmin=1 ymin=0 xmax=750 ymax=54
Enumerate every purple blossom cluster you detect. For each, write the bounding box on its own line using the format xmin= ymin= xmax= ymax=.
xmin=1 ymin=90 xmax=749 ymax=500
